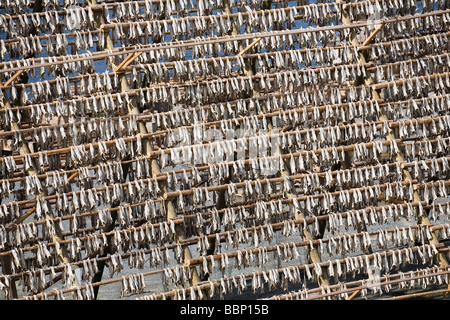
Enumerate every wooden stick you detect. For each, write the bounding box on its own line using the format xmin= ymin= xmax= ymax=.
xmin=113 ymin=52 xmax=137 ymax=73
xmin=2 ymin=70 xmax=24 ymax=88
xmin=121 ymin=52 xmax=143 ymax=69
xmin=384 ymin=288 xmax=450 ymax=300
xmin=361 ymin=23 xmax=385 ymax=46
xmin=346 ymin=289 xmax=361 ymax=300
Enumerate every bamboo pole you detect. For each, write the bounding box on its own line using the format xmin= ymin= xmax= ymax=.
xmin=1 ymin=0 xmax=449 ymax=301
xmin=2 ymin=70 xmax=24 ymax=88
xmin=113 ymin=52 xmax=143 ymax=73
xmin=201 ymin=0 xmax=243 ymax=271
xmin=237 ymin=38 xmax=263 ymax=57
xmin=346 ymin=289 xmax=361 ymax=300
xmin=384 ymin=288 xmax=450 ymax=300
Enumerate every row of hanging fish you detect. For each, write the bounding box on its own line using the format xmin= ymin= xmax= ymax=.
xmin=2 ymin=158 xmax=449 ymax=248
xmin=1 ymin=180 xmax=449 ymax=299
xmin=10 ymin=105 xmax=450 ymax=162
xmin=4 ymin=114 xmax=140 ymax=151
xmin=3 ymin=197 xmax=450 ymax=271
xmin=0 ymin=143 xmax=447 ymax=222
xmin=2 ymin=194 xmax=449 ymax=299
xmin=1 ymin=0 xmax=84 ymax=15
xmin=0 ymin=0 xmax=438 ymax=45
xmin=2 ymin=24 xmax=448 ymax=91
xmin=5 ymin=88 xmax=447 ymax=144
xmin=140 ymin=244 xmax=446 ymax=300
xmin=272 ymin=266 xmax=449 ymax=300
xmin=3 ymin=150 xmax=449 ymax=227
xmin=1 ymin=115 xmax=449 ymax=202
xmin=3 ymin=8 xmax=449 ymax=83
xmin=4 ymin=53 xmax=449 ymax=128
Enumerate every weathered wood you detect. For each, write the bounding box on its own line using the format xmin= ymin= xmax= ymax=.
xmin=1 ymin=0 xmax=450 ymax=301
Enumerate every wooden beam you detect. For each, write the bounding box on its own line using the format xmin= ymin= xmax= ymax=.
xmin=346 ymin=289 xmax=361 ymax=300
xmin=1 ymin=70 xmax=24 ymax=89
xmin=113 ymin=52 xmax=143 ymax=73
